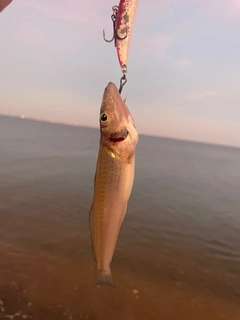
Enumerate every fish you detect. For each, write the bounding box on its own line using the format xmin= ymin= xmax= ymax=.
xmin=89 ymin=82 xmax=138 ymax=287
xmin=115 ymin=0 xmax=139 ymax=69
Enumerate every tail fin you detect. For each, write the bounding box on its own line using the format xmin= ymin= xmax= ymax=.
xmin=95 ymin=268 xmax=115 ymax=288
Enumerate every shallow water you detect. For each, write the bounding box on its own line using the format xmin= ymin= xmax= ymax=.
xmin=1 ymin=115 xmax=240 ymax=319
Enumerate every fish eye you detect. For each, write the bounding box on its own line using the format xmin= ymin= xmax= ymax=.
xmin=100 ymin=113 xmax=108 ymax=122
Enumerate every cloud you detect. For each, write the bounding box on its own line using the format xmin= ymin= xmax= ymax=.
xmin=185 ymin=91 xmax=217 ymax=102
xmin=172 ymin=58 xmax=191 ymax=68
xmin=228 ymin=0 xmax=240 ymax=14
xmin=142 ymin=35 xmax=191 ymax=69
xmin=20 ymin=0 xmax=104 ymax=28
xmin=207 ymin=0 xmax=240 ymax=19
xmin=15 ymin=22 xmax=47 ymax=43
xmin=135 ymin=105 xmax=240 ymax=147
xmin=145 ymin=35 xmax=174 ymax=58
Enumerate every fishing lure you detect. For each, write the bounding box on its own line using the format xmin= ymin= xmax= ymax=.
xmin=103 ymin=0 xmax=139 ymax=94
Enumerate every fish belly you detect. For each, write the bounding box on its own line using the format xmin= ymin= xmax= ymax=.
xmin=89 ymin=147 xmax=135 ymax=286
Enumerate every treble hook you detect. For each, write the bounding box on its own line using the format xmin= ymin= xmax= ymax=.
xmin=103 ymin=6 xmax=128 ymax=46
xmin=103 ymin=14 xmax=117 ymax=43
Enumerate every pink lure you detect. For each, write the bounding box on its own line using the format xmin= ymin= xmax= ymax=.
xmin=115 ymin=0 xmax=139 ymax=69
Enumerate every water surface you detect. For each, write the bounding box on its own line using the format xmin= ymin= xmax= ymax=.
xmin=0 ymin=115 xmax=240 ymax=319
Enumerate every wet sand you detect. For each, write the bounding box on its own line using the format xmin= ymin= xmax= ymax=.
xmin=1 ymin=207 xmax=240 ymax=320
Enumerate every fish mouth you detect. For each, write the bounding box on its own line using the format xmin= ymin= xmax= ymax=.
xmin=109 ymin=129 xmax=128 ymax=143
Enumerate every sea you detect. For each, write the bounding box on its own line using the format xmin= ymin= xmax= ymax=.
xmin=0 ymin=115 xmax=240 ymax=320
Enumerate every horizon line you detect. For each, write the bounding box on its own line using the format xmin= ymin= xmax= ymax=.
xmin=1 ymin=113 xmax=239 ymax=150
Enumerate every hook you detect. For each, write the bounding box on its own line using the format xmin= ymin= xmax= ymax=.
xmin=103 ymin=6 xmax=128 ymax=45
xmin=115 ymin=30 xmax=128 ymax=41
xmin=119 ymin=74 xmax=127 ymax=94
xmin=103 ymin=13 xmax=117 ymax=43
xmin=103 ymin=29 xmax=115 ymax=43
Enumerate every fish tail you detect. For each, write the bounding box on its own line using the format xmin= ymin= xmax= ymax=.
xmin=95 ymin=268 xmax=115 ymax=288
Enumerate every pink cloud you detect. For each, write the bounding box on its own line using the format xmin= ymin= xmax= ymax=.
xmin=206 ymin=0 xmax=240 ymax=19
xmin=229 ymin=0 xmax=240 ymax=12
xmin=15 ymin=22 xmax=48 ymax=43
xmin=20 ymin=0 xmax=105 ymax=28
xmin=136 ymin=106 xmax=240 ymax=147
xmin=18 ymin=0 xmax=175 ymax=29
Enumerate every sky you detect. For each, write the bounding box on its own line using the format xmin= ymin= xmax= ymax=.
xmin=1 ymin=0 xmax=240 ymax=147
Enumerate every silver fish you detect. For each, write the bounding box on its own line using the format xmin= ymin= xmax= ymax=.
xmin=89 ymin=82 xmax=138 ymax=287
